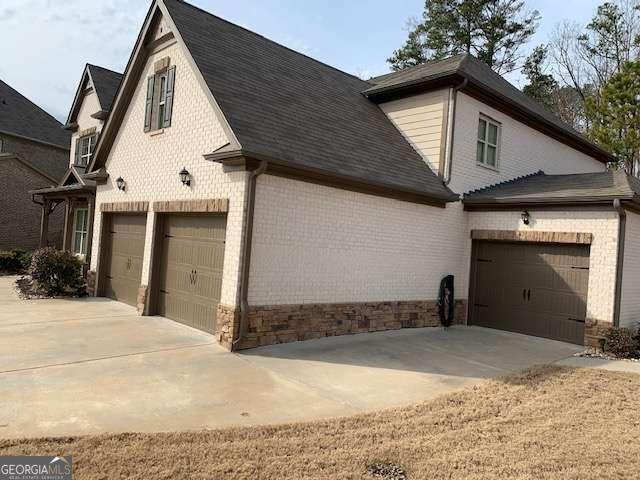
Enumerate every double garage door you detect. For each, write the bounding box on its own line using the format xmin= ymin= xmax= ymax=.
xmin=470 ymin=241 xmax=590 ymax=345
xmin=100 ymin=213 xmax=226 ymax=334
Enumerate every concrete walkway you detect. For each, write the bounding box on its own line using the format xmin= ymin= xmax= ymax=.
xmin=0 ymin=276 xmax=582 ymax=439
xmin=557 ymin=356 xmax=640 ymax=374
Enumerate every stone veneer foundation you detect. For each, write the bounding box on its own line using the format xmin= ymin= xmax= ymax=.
xmin=86 ymin=270 xmax=97 ymax=297
xmin=216 ymin=299 xmax=467 ymax=351
xmin=585 ymin=318 xmax=613 ymax=348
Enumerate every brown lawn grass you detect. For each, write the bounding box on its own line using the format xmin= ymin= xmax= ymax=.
xmin=1 ymin=365 xmax=640 ymax=479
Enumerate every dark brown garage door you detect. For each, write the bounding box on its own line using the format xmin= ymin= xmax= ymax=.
xmin=470 ymin=241 xmax=590 ymax=345
xmin=100 ymin=214 xmax=147 ymax=306
xmin=155 ymin=215 xmax=226 ymax=334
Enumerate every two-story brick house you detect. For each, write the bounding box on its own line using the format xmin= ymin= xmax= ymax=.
xmin=81 ymin=0 xmax=640 ymax=350
xmin=0 ymin=79 xmax=70 ymax=250
xmin=32 ymin=64 xmax=122 ymax=264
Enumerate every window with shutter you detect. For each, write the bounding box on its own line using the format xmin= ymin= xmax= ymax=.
xmin=74 ymin=134 xmax=97 ymax=167
xmin=144 ymin=66 xmax=176 ymax=132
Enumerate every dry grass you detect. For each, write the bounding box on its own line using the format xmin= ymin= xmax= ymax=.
xmin=2 ymin=365 xmax=640 ymax=479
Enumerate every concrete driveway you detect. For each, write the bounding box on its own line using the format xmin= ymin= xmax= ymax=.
xmin=0 ymin=276 xmax=582 ymax=439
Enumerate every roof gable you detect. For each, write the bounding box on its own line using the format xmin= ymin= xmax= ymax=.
xmin=66 ymin=64 xmax=123 ymax=126
xmin=0 ymin=79 xmax=70 ymax=148
xmin=91 ymin=0 xmax=456 ymax=204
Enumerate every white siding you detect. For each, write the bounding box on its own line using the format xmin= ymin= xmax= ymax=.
xmin=90 ymin=37 xmax=247 ymax=307
xmin=69 ymin=89 xmax=103 ymax=166
xmin=249 ymin=174 xmax=468 ymax=305
xmin=449 ymin=93 xmax=605 ymax=194
xmin=379 ymin=89 xmax=448 ymax=174
xmin=468 ymin=210 xmax=620 ymax=324
xmin=620 ymin=211 xmax=640 ymax=328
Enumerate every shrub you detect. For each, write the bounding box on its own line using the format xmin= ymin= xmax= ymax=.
xmin=29 ymin=248 xmax=85 ymax=296
xmin=603 ymin=327 xmax=639 ymax=358
xmin=0 ymin=249 xmax=32 ymax=273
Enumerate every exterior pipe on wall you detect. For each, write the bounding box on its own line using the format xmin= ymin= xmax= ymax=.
xmin=613 ymin=199 xmax=626 ymax=327
xmin=234 ymin=159 xmax=268 ymax=349
xmin=443 ymin=77 xmax=468 ymax=185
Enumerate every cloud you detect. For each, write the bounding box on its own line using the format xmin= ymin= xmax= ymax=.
xmin=1 ymin=0 xmax=147 ymax=121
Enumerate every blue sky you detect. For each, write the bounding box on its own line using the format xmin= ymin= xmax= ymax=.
xmin=0 ymin=0 xmax=603 ymax=122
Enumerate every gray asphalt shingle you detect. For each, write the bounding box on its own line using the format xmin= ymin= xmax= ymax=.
xmin=88 ymin=65 xmax=123 ymax=114
xmin=163 ymin=0 xmax=456 ymax=202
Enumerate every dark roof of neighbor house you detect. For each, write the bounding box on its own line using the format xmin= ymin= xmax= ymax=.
xmin=88 ymin=64 xmax=123 ymax=113
xmin=463 ymin=170 xmax=640 ymax=205
xmin=365 ymin=54 xmax=613 ymax=164
xmin=162 ymin=0 xmax=457 ymax=203
xmin=0 ymin=79 xmax=70 ymax=148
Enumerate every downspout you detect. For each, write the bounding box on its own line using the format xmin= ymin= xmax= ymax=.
xmin=233 ymin=160 xmax=268 ymax=349
xmin=443 ymin=77 xmax=468 ymax=185
xmin=613 ymin=199 xmax=626 ymax=327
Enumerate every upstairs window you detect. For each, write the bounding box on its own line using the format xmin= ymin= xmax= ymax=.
xmin=477 ymin=115 xmax=501 ymax=169
xmin=144 ymin=65 xmax=176 ymax=132
xmin=74 ymin=134 xmax=97 ymax=167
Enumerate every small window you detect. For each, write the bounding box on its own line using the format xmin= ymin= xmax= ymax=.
xmin=75 ymin=134 xmax=97 ymax=167
xmin=144 ymin=66 xmax=176 ymax=132
xmin=72 ymin=208 xmax=89 ymax=256
xmin=476 ymin=115 xmax=500 ymax=168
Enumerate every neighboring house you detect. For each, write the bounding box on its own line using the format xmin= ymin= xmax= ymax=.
xmin=79 ymin=0 xmax=637 ymax=350
xmin=0 ymin=79 xmax=70 ymax=250
xmin=32 ymin=64 xmax=122 ymax=263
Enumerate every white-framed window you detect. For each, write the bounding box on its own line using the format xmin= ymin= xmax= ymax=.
xmin=75 ymin=134 xmax=97 ymax=167
xmin=72 ymin=208 xmax=89 ymax=256
xmin=158 ymin=72 xmax=168 ymax=126
xmin=477 ymin=115 xmax=501 ymax=168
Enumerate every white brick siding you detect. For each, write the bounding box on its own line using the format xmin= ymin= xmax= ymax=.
xmin=379 ymin=89 xmax=448 ymax=175
xmin=90 ymin=38 xmax=247 ymax=307
xmin=620 ymin=211 xmax=640 ymax=328
xmin=249 ymin=174 xmax=469 ymax=305
xmin=468 ymin=210 xmax=620 ymax=323
xmin=69 ymin=89 xmax=103 ymax=166
xmin=449 ymin=93 xmax=605 ymax=194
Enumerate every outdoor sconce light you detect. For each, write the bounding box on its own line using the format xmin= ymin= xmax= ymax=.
xmin=116 ymin=176 xmax=126 ymax=191
xmin=179 ymin=167 xmax=191 ymax=186
xmin=521 ymin=210 xmax=530 ymax=226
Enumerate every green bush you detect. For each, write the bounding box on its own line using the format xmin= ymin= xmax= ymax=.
xmin=29 ymin=248 xmax=85 ymax=296
xmin=0 ymin=249 xmax=32 ymax=273
xmin=603 ymin=327 xmax=639 ymax=358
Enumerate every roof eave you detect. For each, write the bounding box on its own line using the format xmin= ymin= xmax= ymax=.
xmin=204 ymin=149 xmax=458 ymax=207
xmin=463 ymin=195 xmax=633 ymax=211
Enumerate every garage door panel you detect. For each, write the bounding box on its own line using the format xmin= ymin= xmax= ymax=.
xmin=472 ymin=241 xmax=589 ymax=345
xmin=155 ymin=215 xmax=226 ymax=334
xmin=101 ymin=214 xmax=146 ymax=307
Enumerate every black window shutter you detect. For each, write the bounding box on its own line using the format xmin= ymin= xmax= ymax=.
xmin=144 ymin=75 xmax=155 ymax=132
xmin=163 ymin=66 xmax=176 ymax=128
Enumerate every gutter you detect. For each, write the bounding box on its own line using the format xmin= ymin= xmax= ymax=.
xmin=233 ymin=160 xmax=268 ymax=349
xmin=613 ymin=198 xmax=627 ymax=327
xmin=443 ymin=77 xmax=468 ymax=185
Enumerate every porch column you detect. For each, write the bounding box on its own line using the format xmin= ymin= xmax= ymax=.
xmin=84 ymin=194 xmax=95 ymax=268
xmin=39 ymin=199 xmax=51 ymax=248
xmin=62 ymin=199 xmax=71 ymax=251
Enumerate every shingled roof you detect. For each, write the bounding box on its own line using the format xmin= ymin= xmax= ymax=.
xmin=0 ymin=78 xmax=70 ymax=148
xmin=365 ymin=54 xmax=612 ymax=164
xmin=88 ymin=64 xmax=123 ymax=113
xmin=463 ymin=170 xmax=640 ymax=206
xmin=162 ymin=0 xmax=457 ymax=203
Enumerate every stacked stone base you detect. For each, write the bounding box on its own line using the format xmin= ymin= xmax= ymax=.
xmin=585 ymin=318 xmax=613 ymax=349
xmin=86 ymin=270 xmax=97 ymax=296
xmin=217 ymin=300 xmax=467 ymax=351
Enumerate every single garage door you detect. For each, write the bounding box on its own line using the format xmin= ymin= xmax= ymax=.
xmin=155 ymin=215 xmax=226 ymax=334
xmin=470 ymin=241 xmax=590 ymax=345
xmin=100 ymin=214 xmax=147 ymax=306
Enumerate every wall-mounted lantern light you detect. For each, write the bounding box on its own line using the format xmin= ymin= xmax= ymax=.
xmin=521 ymin=210 xmax=530 ymax=226
xmin=116 ymin=176 xmax=126 ymax=191
xmin=179 ymin=167 xmax=191 ymax=186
